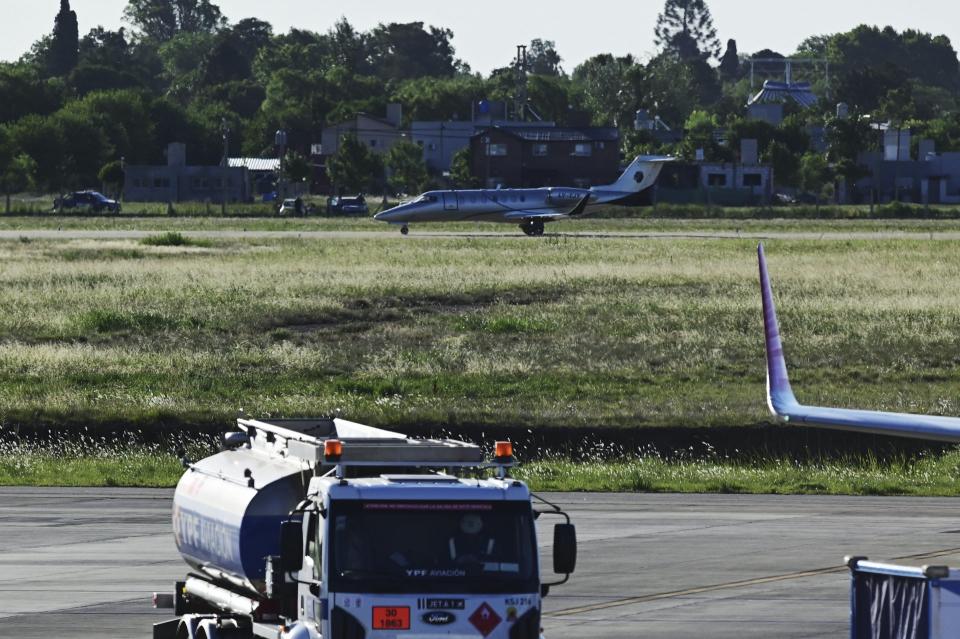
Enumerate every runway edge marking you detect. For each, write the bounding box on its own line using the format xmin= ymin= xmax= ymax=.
xmin=545 ymin=546 xmax=960 ymax=618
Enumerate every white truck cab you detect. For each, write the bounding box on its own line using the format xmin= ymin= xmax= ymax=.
xmin=155 ymin=418 xmax=576 ymax=639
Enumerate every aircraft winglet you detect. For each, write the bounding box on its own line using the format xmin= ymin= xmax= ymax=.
xmin=758 ymin=244 xmax=799 ymax=415
xmin=758 ymin=244 xmax=960 ymax=442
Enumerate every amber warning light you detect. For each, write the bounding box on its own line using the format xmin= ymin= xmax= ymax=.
xmin=324 ymin=439 xmax=343 ymax=461
xmin=495 ymin=441 xmax=513 ymax=460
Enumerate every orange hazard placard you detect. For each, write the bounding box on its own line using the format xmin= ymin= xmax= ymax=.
xmin=372 ymin=606 xmax=411 ymax=630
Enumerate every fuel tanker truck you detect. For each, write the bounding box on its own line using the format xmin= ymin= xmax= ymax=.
xmin=153 ymin=417 xmax=577 ymax=639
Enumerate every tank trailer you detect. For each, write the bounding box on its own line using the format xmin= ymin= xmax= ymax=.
xmin=153 ymin=417 xmax=577 ymax=639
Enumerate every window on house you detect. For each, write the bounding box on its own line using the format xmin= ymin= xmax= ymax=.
xmin=572 ymin=143 xmax=592 ymax=157
xmin=708 ymin=173 xmax=727 ymax=187
xmin=369 ymin=139 xmax=378 ymax=148
xmin=743 ymin=173 xmax=763 ymax=187
xmin=486 ymin=143 xmax=508 ymax=157
xmin=417 ymin=140 xmax=424 ymax=147
xmin=533 ymin=144 xmax=548 ymax=157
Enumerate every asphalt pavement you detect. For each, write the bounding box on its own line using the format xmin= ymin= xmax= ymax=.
xmin=2 ymin=489 xmax=959 ymax=638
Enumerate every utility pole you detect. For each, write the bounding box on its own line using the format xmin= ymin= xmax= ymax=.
xmin=514 ymin=45 xmax=528 ymax=122
xmin=275 ymin=129 xmax=288 ymax=203
xmin=221 ymin=118 xmax=230 ymax=216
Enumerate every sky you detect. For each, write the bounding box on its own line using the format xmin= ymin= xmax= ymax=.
xmin=3 ymin=0 xmax=960 ymax=74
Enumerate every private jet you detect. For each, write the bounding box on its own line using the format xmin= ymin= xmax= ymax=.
xmin=759 ymin=243 xmax=960 ymax=442
xmin=374 ymin=156 xmax=674 ymax=237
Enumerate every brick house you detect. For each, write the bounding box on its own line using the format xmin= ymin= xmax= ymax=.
xmin=469 ymin=124 xmax=620 ymax=188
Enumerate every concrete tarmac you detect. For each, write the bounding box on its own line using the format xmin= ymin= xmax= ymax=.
xmin=2 ymin=488 xmax=959 ymax=638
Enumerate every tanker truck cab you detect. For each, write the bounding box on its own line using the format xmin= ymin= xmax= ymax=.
xmin=155 ymin=419 xmax=576 ymax=639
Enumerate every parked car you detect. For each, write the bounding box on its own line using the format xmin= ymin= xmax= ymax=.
xmin=54 ymin=190 xmax=122 ymax=213
xmin=326 ymin=194 xmax=369 ymax=215
xmin=278 ymin=197 xmax=305 ymax=216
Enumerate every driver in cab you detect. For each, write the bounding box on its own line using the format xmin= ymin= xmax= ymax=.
xmin=448 ymin=513 xmax=495 ymax=564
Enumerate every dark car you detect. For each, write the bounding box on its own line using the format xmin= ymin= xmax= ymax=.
xmin=326 ymin=195 xmax=369 ymax=215
xmin=54 ymin=190 xmax=122 ymax=213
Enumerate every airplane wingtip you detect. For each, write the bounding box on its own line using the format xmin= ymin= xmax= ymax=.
xmin=758 ymin=246 xmax=799 ymax=415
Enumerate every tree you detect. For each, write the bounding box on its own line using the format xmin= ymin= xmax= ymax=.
xmin=284 ymin=150 xmax=311 ymax=183
xmin=572 ymin=54 xmax=640 ymax=126
xmin=367 ymin=22 xmax=460 ymax=80
xmin=449 ymin=147 xmax=477 ymax=189
xmin=386 ymin=141 xmax=429 ymax=195
xmin=1 ymin=154 xmax=38 ymax=213
xmin=654 ymin=0 xmax=722 ymax=61
xmin=719 ymin=39 xmax=739 ymax=82
xmin=799 ymin=153 xmax=832 ymax=210
xmin=98 ymin=160 xmax=125 ymax=197
xmin=528 ymin=39 xmax=563 ymax=76
xmin=123 ymin=0 xmax=225 ymax=42
xmin=326 ymin=134 xmax=383 ymax=194
xmin=50 ymin=0 xmax=79 ymax=76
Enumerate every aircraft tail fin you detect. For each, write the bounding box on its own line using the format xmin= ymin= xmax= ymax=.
xmin=604 ymin=155 xmax=673 ymax=194
xmin=758 ymin=243 xmax=800 ymax=415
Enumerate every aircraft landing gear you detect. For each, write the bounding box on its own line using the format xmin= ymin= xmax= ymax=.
xmin=400 ymin=225 xmax=409 ymax=236
xmin=521 ymin=221 xmax=545 ymax=237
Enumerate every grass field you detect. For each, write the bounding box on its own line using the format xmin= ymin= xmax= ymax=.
xmin=3 ymin=437 xmax=959 ymax=495
xmin=4 ymin=218 xmax=960 ymax=489
xmin=1 ymin=224 xmax=960 ymax=433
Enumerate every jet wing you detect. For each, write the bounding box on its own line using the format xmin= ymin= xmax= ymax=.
xmin=759 ymin=243 xmax=960 ymax=443
xmin=502 ymin=195 xmax=591 ymax=221
xmin=502 ymin=211 xmax=568 ymax=222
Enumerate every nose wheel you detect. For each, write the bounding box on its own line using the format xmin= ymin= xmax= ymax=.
xmin=521 ymin=221 xmax=545 ymax=237
xmin=400 ymin=225 xmax=409 ymax=236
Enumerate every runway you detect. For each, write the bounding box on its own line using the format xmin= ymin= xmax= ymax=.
xmin=2 ymin=489 xmax=959 ymax=638
xmin=4 ymin=228 xmax=960 ymax=241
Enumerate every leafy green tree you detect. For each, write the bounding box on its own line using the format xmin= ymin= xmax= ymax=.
xmin=572 ymin=54 xmax=640 ymax=126
xmin=641 ymin=54 xmax=704 ymax=127
xmin=766 ymin=141 xmax=799 ymax=188
xmin=1 ymin=154 xmax=37 ymax=213
xmin=386 ymin=141 xmax=429 ymax=194
xmin=123 ymin=0 xmax=225 ymax=42
xmin=228 ymin=18 xmax=273 ymax=63
xmin=528 ymin=39 xmax=563 ymax=76
xmin=719 ymin=39 xmax=739 ymax=82
xmin=367 ymin=22 xmax=460 ymax=80
xmin=7 ymin=114 xmax=65 ymax=190
xmin=284 ymin=150 xmax=311 ymax=183
xmin=654 ymin=0 xmax=722 ymax=61
xmin=50 ymin=0 xmax=80 ymax=76
xmin=0 ymin=64 xmax=64 ymax=124
xmin=328 ymin=18 xmax=369 ymax=75
xmin=158 ymin=31 xmax=216 ymax=98
xmin=98 ymin=160 xmax=125 ymax=196
xmin=799 ymin=153 xmax=833 ymax=209
xmin=327 ymin=134 xmax=383 ymax=194
xmin=391 ymin=76 xmax=486 ymax=123
xmin=449 ymin=147 xmax=478 ymax=189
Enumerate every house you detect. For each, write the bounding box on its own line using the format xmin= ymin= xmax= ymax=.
xmin=229 ymin=157 xmax=280 ymax=196
xmin=319 ymin=104 xmax=404 ymax=159
xmin=656 ymin=139 xmax=775 ymax=206
xmin=468 ymin=123 xmax=620 ymax=188
xmin=125 ymin=143 xmax=249 ymax=203
xmin=410 ymin=121 xmax=475 ymax=174
xmin=854 ymin=138 xmax=960 ymax=204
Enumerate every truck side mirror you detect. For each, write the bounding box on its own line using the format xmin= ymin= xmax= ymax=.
xmin=553 ymin=523 xmax=577 ymax=575
xmin=280 ymin=520 xmax=303 ymax=572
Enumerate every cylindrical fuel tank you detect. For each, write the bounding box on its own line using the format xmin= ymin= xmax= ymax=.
xmin=172 ymin=447 xmax=307 ymax=595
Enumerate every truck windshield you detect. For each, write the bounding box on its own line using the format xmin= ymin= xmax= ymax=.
xmin=329 ymin=501 xmax=538 ymax=594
